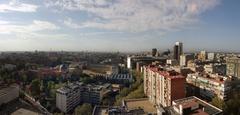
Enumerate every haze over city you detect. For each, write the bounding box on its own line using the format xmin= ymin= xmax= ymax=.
xmin=0 ymin=0 xmax=239 ymax=52
xmin=1 ymin=0 xmax=240 ymax=115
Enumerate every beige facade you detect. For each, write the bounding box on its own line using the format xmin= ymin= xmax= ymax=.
xmin=143 ymin=66 xmax=185 ymax=107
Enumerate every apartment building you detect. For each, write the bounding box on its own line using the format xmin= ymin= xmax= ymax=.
xmin=56 ymin=82 xmax=110 ymax=113
xmin=226 ymin=57 xmax=240 ymax=79
xmin=0 ymin=84 xmax=19 ymax=106
xmin=186 ymin=73 xmax=232 ymax=100
xmin=143 ymin=65 xmax=185 ymax=107
xmin=80 ymin=84 xmax=109 ymax=105
xmin=56 ymin=83 xmax=82 ymax=113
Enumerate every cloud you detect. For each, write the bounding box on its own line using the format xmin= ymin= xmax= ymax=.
xmin=0 ymin=0 xmax=38 ymax=12
xmin=0 ymin=20 xmax=9 ymax=24
xmin=0 ymin=20 xmax=65 ymax=40
xmin=45 ymin=0 xmax=220 ymax=32
xmin=63 ymin=18 xmax=82 ymax=29
xmin=0 ymin=20 xmax=59 ymax=34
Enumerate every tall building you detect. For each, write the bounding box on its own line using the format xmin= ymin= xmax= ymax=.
xmin=127 ymin=57 xmax=131 ymax=69
xmin=226 ymin=57 xmax=240 ymax=78
xmin=143 ymin=65 xmax=185 ymax=107
xmin=180 ymin=54 xmax=186 ymax=67
xmin=56 ymin=83 xmax=82 ymax=113
xmin=198 ymin=51 xmax=207 ymax=61
xmin=173 ymin=42 xmax=183 ymax=61
xmin=56 ymin=82 xmax=110 ymax=113
xmin=152 ymin=48 xmax=157 ymax=57
xmin=180 ymin=54 xmax=194 ymax=67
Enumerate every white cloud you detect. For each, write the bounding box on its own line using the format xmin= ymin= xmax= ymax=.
xmin=0 ymin=20 xmax=9 ymax=24
xmin=0 ymin=20 xmax=59 ymax=34
xmin=0 ymin=0 xmax=38 ymax=12
xmin=63 ymin=18 xmax=82 ymax=29
xmin=45 ymin=0 xmax=220 ymax=32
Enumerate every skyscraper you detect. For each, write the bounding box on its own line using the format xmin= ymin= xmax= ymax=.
xmin=127 ymin=57 xmax=132 ymax=69
xmin=173 ymin=42 xmax=183 ymax=61
xmin=152 ymin=48 xmax=157 ymax=57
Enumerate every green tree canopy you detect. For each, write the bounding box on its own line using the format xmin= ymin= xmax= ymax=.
xmin=74 ymin=103 xmax=93 ymax=115
xmin=31 ymin=79 xmax=41 ymax=97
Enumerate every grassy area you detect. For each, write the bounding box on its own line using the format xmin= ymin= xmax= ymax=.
xmin=114 ymin=71 xmax=145 ymax=105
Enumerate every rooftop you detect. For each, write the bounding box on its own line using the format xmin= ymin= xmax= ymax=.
xmin=147 ymin=66 xmax=185 ymax=80
xmin=172 ymin=96 xmax=222 ymax=115
xmin=123 ymin=98 xmax=157 ymax=114
xmin=0 ymin=84 xmax=19 ymax=97
xmin=11 ymin=108 xmax=39 ymax=115
xmin=187 ymin=72 xmax=231 ymax=84
xmin=56 ymin=82 xmax=110 ymax=94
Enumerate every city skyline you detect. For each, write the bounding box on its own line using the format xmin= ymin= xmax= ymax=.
xmin=0 ymin=0 xmax=240 ymax=52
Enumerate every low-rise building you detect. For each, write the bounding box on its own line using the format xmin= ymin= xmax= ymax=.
xmin=106 ymin=74 xmax=133 ymax=84
xmin=170 ymin=96 xmax=222 ymax=115
xmin=92 ymin=98 xmax=159 ymax=115
xmin=11 ymin=108 xmax=39 ymax=115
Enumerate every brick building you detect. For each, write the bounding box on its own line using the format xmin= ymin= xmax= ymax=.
xmin=143 ymin=65 xmax=185 ymax=107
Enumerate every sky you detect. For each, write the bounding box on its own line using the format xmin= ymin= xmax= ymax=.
xmin=0 ymin=0 xmax=239 ymax=52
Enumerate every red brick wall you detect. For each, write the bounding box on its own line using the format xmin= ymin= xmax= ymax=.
xmin=171 ymin=78 xmax=186 ymax=102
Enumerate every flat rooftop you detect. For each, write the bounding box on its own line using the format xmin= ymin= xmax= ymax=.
xmin=92 ymin=106 xmax=109 ymax=115
xmin=124 ymin=98 xmax=157 ymax=114
xmin=11 ymin=108 xmax=39 ymax=115
xmin=172 ymin=96 xmax=223 ymax=115
xmin=0 ymin=84 xmax=19 ymax=97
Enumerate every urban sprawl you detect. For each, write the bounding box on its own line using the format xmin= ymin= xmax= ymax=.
xmin=1 ymin=42 xmax=240 ymax=115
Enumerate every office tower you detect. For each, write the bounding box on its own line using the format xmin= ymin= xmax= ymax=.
xmin=226 ymin=57 xmax=240 ymax=78
xmin=173 ymin=42 xmax=183 ymax=61
xmin=198 ymin=51 xmax=207 ymax=61
xmin=152 ymin=48 xmax=157 ymax=57
xmin=127 ymin=57 xmax=131 ymax=69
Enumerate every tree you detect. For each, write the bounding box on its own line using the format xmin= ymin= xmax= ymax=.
xmin=31 ymin=79 xmax=41 ymax=97
xmin=23 ymin=74 xmax=28 ymax=82
xmin=223 ymin=93 xmax=240 ymax=115
xmin=74 ymin=103 xmax=92 ymax=115
xmin=211 ymin=96 xmax=224 ymax=109
xmin=126 ymin=84 xmax=145 ymax=99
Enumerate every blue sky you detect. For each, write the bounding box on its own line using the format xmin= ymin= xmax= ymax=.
xmin=0 ymin=0 xmax=239 ymax=52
